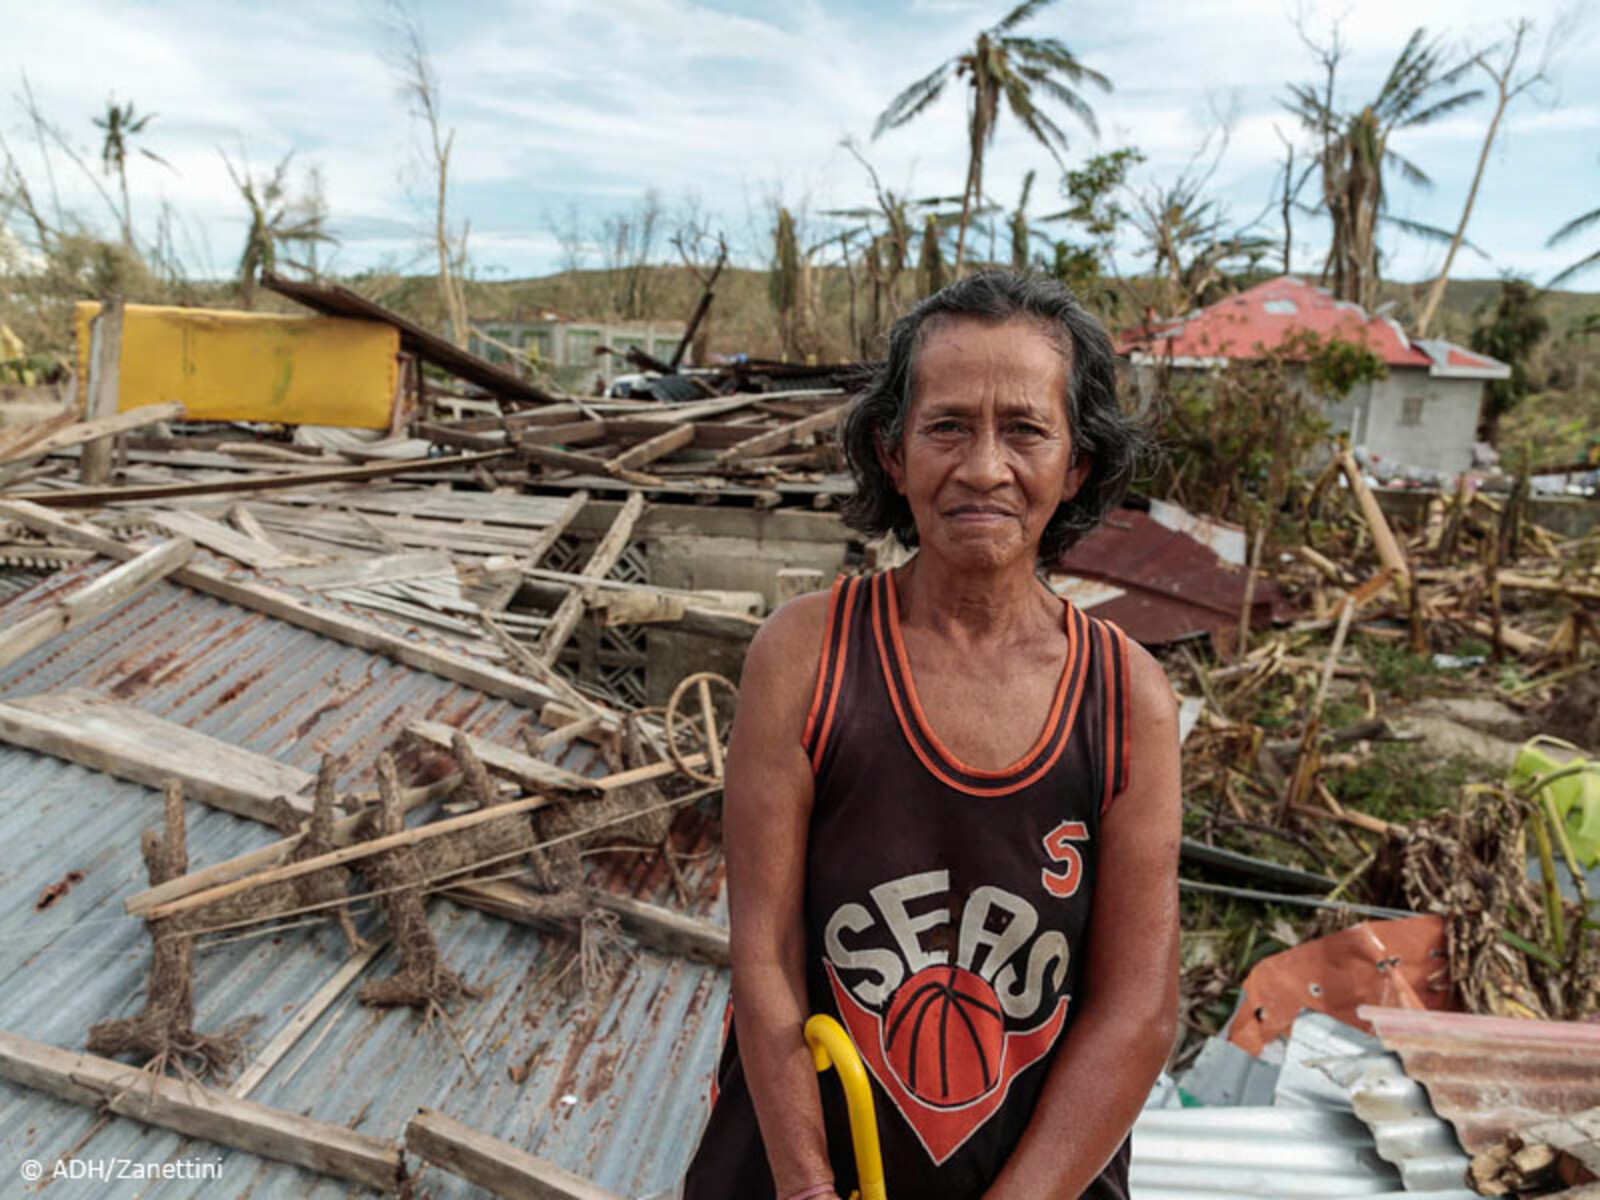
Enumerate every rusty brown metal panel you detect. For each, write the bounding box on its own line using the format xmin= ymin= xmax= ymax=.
xmin=1361 ymin=1006 xmax=1600 ymax=1154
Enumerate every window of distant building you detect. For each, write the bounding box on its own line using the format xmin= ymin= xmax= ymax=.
xmin=480 ymin=328 xmax=513 ymax=366
xmin=523 ymin=328 xmax=553 ymax=363
xmin=1401 ymin=394 xmax=1425 ymax=427
xmin=565 ymin=328 xmax=602 ymax=366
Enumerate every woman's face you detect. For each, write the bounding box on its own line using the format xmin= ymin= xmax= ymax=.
xmin=880 ymin=316 xmax=1091 ymax=573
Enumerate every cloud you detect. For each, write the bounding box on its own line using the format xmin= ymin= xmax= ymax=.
xmin=0 ymin=0 xmax=1594 ymax=286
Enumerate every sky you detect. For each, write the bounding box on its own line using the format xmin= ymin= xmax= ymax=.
xmin=3 ymin=0 xmax=1598 ymax=288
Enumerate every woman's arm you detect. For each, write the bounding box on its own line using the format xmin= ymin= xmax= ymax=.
xmin=984 ymin=640 xmax=1182 ymax=1200
xmin=723 ymin=594 xmax=841 ymax=1198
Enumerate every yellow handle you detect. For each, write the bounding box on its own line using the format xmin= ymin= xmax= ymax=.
xmin=805 ymin=1014 xmax=887 ymax=1200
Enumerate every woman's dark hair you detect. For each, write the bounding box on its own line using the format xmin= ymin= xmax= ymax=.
xmin=840 ymin=269 xmax=1149 ymax=566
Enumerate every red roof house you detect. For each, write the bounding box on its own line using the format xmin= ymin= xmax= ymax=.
xmin=1118 ymin=277 xmax=1509 ymax=475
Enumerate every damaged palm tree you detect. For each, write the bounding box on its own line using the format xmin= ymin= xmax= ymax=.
xmin=269 ymin=757 xmax=367 ymax=955
xmin=357 ymin=752 xmax=479 ymax=1013
xmin=87 ymin=781 xmax=255 ymax=1080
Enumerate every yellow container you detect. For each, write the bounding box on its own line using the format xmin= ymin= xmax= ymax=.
xmin=76 ymin=301 xmax=399 ymax=429
xmin=1512 ymin=736 xmax=1600 ymax=867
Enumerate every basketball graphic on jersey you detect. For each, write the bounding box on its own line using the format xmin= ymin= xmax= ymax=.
xmin=883 ymin=965 xmax=1005 ymax=1107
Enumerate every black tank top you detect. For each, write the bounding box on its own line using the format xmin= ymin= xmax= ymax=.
xmin=685 ymin=571 xmax=1133 ymax=1199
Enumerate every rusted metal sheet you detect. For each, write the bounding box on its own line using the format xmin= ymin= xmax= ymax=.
xmin=1053 ymin=503 xmax=1283 ymax=645
xmin=262 ymin=272 xmax=560 ymax=406
xmin=0 ymin=561 xmax=730 ymax=1197
xmin=1361 ymin=1006 xmax=1600 ymax=1155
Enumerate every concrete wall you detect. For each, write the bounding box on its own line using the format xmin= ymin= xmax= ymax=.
xmin=569 ymin=502 xmax=854 ymax=703
xmin=1360 ymin=371 xmax=1481 ymax=473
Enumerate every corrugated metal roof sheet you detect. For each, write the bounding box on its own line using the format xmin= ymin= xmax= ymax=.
xmin=0 ymin=560 xmax=730 ymax=1197
xmin=1321 ymin=1052 xmax=1474 ymax=1194
xmin=1361 ymin=1006 xmax=1600 ymax=1156
xmin=1052 ymin=504 xmax=1283 ymax=645
xmin=1128 ymin=1105 xmax=1405 ymax=1198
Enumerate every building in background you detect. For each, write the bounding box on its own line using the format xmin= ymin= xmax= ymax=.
xmin=1119 ymin=277 xmax=1510 ymax=476
xmin=469 ymin=314 xmax=687 ymax=392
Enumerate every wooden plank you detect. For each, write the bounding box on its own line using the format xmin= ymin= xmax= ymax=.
xmin=513 ymin=571 xmax=763 ymax=642
xmin=604 ymin=422 xmax=694 ymax=473
xmin=520 ymin=419 xmax=608 ymax=447
xmin=144 ymin=791 xmax=569 ymax=923
xmin=277 ymin=550 xmax=455 ymax=591
xmin=450 ymin=882 xmax=729 ymax=965
xmin=0 ymin=690 xmax=314 ymax=821
xmin=124 ymin=775 xmax=457 ymax=918
xmin=10 ymin=449 xmax=512 ymax=507
xmin=406 ymin=1107 xmax=623 ymax=1200
xmin=539 ymin=492 xmax=645 ymax=661
xmin=519 ymin=442 xmax=661 ymax=486
xmin=230 ymin=939 xmax=388 ymax=1099
xmin=81 ymin=298 xmax=123 ymax=485
xmin=7 ymin=402 xmax=184 ymax=468
xmin=601 ymin=418 xmax=753 ymax=449
xmin=152 ymin=507 xmax=293 ymax=570
xmin=523 ymin=489 xmax=589 ymax=568
xmin=0 ymin=406 xmax=76 ymax=462
xmin=408 ymin=721 xmax=596 ymax=793
xmin=0 ymin=538 xmax=194 ymax=671
xmin=714 ymin=402 xmax=847 ymax=464
xmin=0 ymin=501 xmax=585 ymax=721
xmin=0 ymin=1029 xmax=405 ymax=1192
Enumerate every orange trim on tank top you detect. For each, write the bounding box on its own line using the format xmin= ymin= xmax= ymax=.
xmin=1097 ymin=620 xmax=1117 ymax=815
xmin=872 ymin=574 xmax=1086 ymax=798
xmin=883 ymin=569 xmax=1078 ymax=779
xmin=810 ymin=575 xmax=861 ymax=772
xmin=1115 ymin=622 xmax=1131 ymax=805
xmin=801 ymin=575 xmax=846 ymax=753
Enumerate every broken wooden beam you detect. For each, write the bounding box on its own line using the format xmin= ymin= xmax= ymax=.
xmin=0 ymin=689 xmax=314 ymax=822
xmin=276 ymin=550 xmax=455 ymax=592
xmin=141 ymin=791 xmax=565 ymax=923
xmin=150 ymin=508 xmax=295 ymax=571
xmin=9 ymin=449 xmax=512 ymax=507
xmin=0 ymin=538 xmax=194 ymax=671
xmin=408 ymin=721 xmax=596 ymax=792
xmin=3 ymin=404 xmax=184 ymax=468
xmin=406 ymin=723 xmax=705 ymax=795
xmin=538 ymin=492 xmax=645 ymax=661
xmin=405 ymin=1107 xmax=623 ymax=1200
xmin=0 ymin=1028 xmax=405 ymax=1192
xmin=519 ymin=443 xmax=660 ymax=486
xmin=451 ymin=881 xmax=729 ymax=965
xmin=603 ymin=422 xmax=694 ymax=474
xmin=1337 ymin=451 xmax=1411 ymax=598
xmin=714 ymin=402 xmax=846 ymax=464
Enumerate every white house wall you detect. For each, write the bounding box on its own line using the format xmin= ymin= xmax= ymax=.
xmin=1360 ymin=371 xmax=1480 ymax=473
xmin=1126 ymin=362 xmax=1482 ymax=476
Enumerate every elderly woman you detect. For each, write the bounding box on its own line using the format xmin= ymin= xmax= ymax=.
xmin=685 ymin=271 xmax=1180 ymax=1200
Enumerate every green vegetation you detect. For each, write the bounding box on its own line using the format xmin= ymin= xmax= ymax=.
xmin=1326 ymin=746 xmax=1476 ymax=823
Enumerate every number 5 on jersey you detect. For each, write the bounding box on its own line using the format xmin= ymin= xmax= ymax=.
xmin=1041 ymin=820 xmax=1089 ymax=898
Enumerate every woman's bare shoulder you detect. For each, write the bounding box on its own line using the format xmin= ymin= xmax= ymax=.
xmin=739 ymin=586 xmax=838 ymax=728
